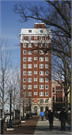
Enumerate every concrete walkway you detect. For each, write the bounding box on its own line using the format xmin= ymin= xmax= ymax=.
xmin=34 ymin=116 xmax=71 ymax=135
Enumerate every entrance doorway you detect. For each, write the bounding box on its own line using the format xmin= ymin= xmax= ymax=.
xmin=45 ymin=106 xmax=49 ymax=111
xmin=34 ymin=106 xmax=37 ymax=115
xmin=40 ymin=106 xmax=43 ymax=112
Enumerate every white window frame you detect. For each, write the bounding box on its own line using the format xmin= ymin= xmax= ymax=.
xmin=45 ymin=85 xmax=48 ymax=89
xmin=34 ymin=64 xmax=37 ymax=67
xmin=28 ymin=50 xmax=32 ymax=54
xmin=39 ymin=36 xmax=44 ymax=40
xmin=23 ymin=50 xmax=26 ymax=54
xmin=23 ymin=78 xmax=26 ymax=82
xmin=34 ymin=85 xmax=38 ymax=88
xmin=23 ymin=85 xmax=26 ymax=89
xmin=34 ymin=71 xmax=37 ymax=74
xmin=28 ymin=57 xmax=32 ymax=61
xmin=45 ymin=57 xmax=48 ymax=61
xmin=28 ymin=43 xmax=32 ymax=48
xmin=23 ymin=57 xmax=26 ymax=61
xmin=23 ymin=71 xmax=26 ymax=75
xmin=28 ymin=36 xmax=32 ymax=40
xmin=45 ymin=92 xmax=48 ymax=96
xmin=34 ymin=57 xmax=38 ymax=60
xmin=39 ymin=57 xmax=44 ymax=61
xmin=40 ymin=50 xmax=44 ymax=54
xmin=28 ymin=64 xmax=32 ymax=69
xmin=40 ymin=85 xmax=44 ymax=89
xmin=28 ymin=92 xmax=32 ymax=96
xmin=23 ymin=64 xmax=26 ymax=68
xmin=40 ymin=71 xmax=44 ymax=75
xmin=34 ymin=50 xmax=38 ymax=53
xmin=45 ymin=43 xmax=48 ymax=47
xmin=39 ymin=64 xmax=44 ymax=69
xmin=23 ymin=43 xmax=26 ymax=48
xmin=45 ymin=64 xmax=48 ymax=68
xmin=39 ymin=78 xmax=44 ymax=82
xmin=45 ymin=78 xmax=48 ymax=82
xmin=40 ymin=92 xmax=44 ymax=96
xmin=28 ymin=71 xmax=32 ymax=76
xmin=34 ymin=78 xmax=38 ymax=81
xmin=34 ymin=36 xmax=37 ymax=39
xmin=28 ymin=85 xmax=32 ymax=89
xmin=28 ymin=78 xmax=32 ymax=82
xmin=45 ymin=71 xmax=48 ymax=75
xmin=24 ymin=36 xmax=26 ymax=40
xmin=39 ymin=44 xmax=43 ymax=48
xmin=34 ymin=92 xmax=38 ymax=95
xmin=45 ymin=51 xmax=48 ymax=55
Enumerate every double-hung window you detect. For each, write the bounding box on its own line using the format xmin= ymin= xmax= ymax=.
xmin=39 ymin=64 xmax=44 ymax=69
xmin=45 ymin=78 xmax=48 ymax=82
xmin=45 ymin=64 xmax=48 ymax=68
xmin=23 ymin=64 xmax=26 ymax=68
xmin=45 ymin=85 xmax=48 ymax=89
xmin=23 ymin=57 xmax=26 ymax=61
xmin=40 ymin=50 xmax=44 ymax=54
xmin=34 ymin=71 xmax=37 ymax=74
xmin=28 ymin=57 xmax=32 ymax=61
xmin=23 ymin=85 xmax=26 ymax=89
xmin=28 ymin=85 xmax=32 ymax=89
xmin=24 ymin=36 xmax=26 ymax=40
xmin=28 ymin=64 xmax=32 ymax=69
xmin=34 ymin=92 xmax=38 ymax=95
xmin=23 ymin=43 xmax=26 ymax=48
xmin=39 ymin=57 xmax=44 ymax=61
xmin=34 ymin=36 xmax=37 ymax=39
xmin=40 ymin=36 xmax=44 ymax=40
xmin=34 ymin=85 xmax=38 ymax=88
xmin=28 ymin=36 xmax=32 ymax=40
xmin=39 ymin=78 xmax=44 ymax=82
xmin=45 ymin=57 xmax=48 ymax=61
xmin=28 ymin=50 xmax=32 ymax=54
xmin=34 ymin=64 xmax=37 ymax=67
xmin=45 ymin=92 xmax=48 ymax=96
xmin=34 ymin=78 xmax=38 ymax=81
xmin=23 ymin=78 xmax=26 ymax=82
xmin=23 ymin=71 xmax=26 ymax=75
xmin=28 ymin=78 xmax=32 ymax=82
xmin=28 ymin=92 xmax=32 ymax=96
xmin=28 ymin=71 xmax=32 ymax=76
xmin=40 ymin=71 xmax=44 ymax=75
xmin=40 ymin=92 xmax=44 ymax=96
xmin=40 ymin=85 xmax=44 ymax=89
xmin=45 ymin=43 xmax=48 ymax=47
xmin=34 ymin=57 xmax=38 ymax=60
xmin=40 ymin=44 xmax=43 ymax=48
xmin=45 ymin=71 xmax=48 ymax=75
xmin=23 ymin=50 xmax=26 ymax=54
xmin=28 ymin=43 xmax=32 ymax=48
xmin=34 ymin=50 xmax=38 ymax=53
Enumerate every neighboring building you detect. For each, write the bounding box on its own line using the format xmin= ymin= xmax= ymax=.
xmin=20 ymin=23 xmax=52 ymax=115
xmin=51 ymin=81 xmax=65 ymax=112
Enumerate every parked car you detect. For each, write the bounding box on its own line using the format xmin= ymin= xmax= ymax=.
xmin=4 ymin=113 xmax=13 ymax=122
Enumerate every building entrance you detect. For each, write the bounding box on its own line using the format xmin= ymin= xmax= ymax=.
xmin=45 ymin=106 xmax=49 ymax=111
xmin=40 ymin=106 xmax=43 ymax=112
xmin=34 ymin=106 xmax=37 ymax=115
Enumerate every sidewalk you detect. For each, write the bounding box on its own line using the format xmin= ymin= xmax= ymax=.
xmin=34 ymin=116 xmax=71 ymax=135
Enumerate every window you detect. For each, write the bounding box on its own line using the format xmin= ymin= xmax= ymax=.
xmin=23 ymin=78 xmax=26 ymax=82
xmin=28 ymin=92 xmax=32 ymax=96
xmin=39 ymin=64 xmax=44 ymax=69
xmin=39 ymin=44 xmax=43 ymax=48
xmin=34 ymin=85 xmax=38 ymax=88
xmin=23 ymin=50 xmax=26 ymax=54
xmin=24 ymin=36 xmax=26 ymax=40
xmin=40 ymin=99 xmax=44 ymax=103
xmin=28 ymin=64 xmax=32 ymax=68
xmin=28 ymin=50 xmax=32 ymax=54
xmin=45 ymin=57 xmax=48 ymax=61
xmin=40 ymin=30 xmax=43 ymax=33
xmin=40 ymin=85 xmax=44 ymax=89
xmin=45 ymin=71 xmax=48 ymax=75
xmin=34 ymin=36 xmax=37 ymax=39
xmin=45 ymin=78 xmax=48 ymax=82
xmin=46 ymin=36 xmax=48 ymax=40
xmin=45 ymin=51 xmax=48 ymax=55
xmin=34 ymin=71 xmax=37 ymax=74
xmin=28 ymin=30 xmax=32 ymax=33
xmin=23 ymin=71 xmax=26 ymax=75
xmin=23 ymin=85 xmax=26 ymax=89
xmin=40 ymin=92 xmax=44 ymax=96
xmin=39 ymin=36 xmax=44 ymax=40
xmin=34 ymin=64 xmax=37 ymax=67
xmin=23 ymin=57 xmax=26 ymax=61
xmin=39 ymin=78 xmax=44 ymax=82
xmin=39 ymin=57 xmax=44 ymax=61
xmin=45 ymin=64 xmax=48 ymax=68
xmin=45 ymin=85 xmax=48 ymax=89
xmin=23 ymin=64 xmax=26 ymax=68
xmin=28 ymin=36 xmax=32 ymax=40
xmin=40 ymin=50 xmax=44 ymax=54
xmin=28 ymin=71 xmax=32 ymax=75
xmin=34 ymin=78 xmax=38 ymax=81
xmin=34 ymin=43 xmax=37 ymax=46
xmin=28 ymin=85 xmax=32 ymax=89
xmin=23 ymin=43 xmax=26 ymax=48
xmin=45 ymin=92 xmax=48 ymax=96
xmin=24 ymin=92 xmax=26 ymax=97
xmin=34 ymin=50 xmax=38 ymax=53
xmin=28 ymin=78 xmax=32 ymax=82
xmin=45 ymin=99 xmax=48 ymax=103
xmin=28 ymin=57 xmax=32 ymax=61
xmin=34 ymin=57 xmax=38 ymax=60
xmin=28 ymin=43 xmax=32 ymax=48
xmin=34 ymin=92 xmax=38 ymax=95
xmin=45 ymin=43 xmax=48 ymax=47
xmin=40 ymin=71 xmax=44 ymax=75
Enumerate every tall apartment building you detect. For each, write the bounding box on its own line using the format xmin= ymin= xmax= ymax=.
xmin=20 ymin=23 xmax=52 ymax=114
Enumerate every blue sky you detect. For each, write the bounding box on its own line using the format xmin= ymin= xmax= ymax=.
xmin=1 ymin=0 xmax=46 ymax=111
xmin=1 ymin=0 xmax=46 ymax=68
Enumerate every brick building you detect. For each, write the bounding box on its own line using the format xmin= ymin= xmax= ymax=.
xmin=20 ymin=23 xmax=52 ymax=114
